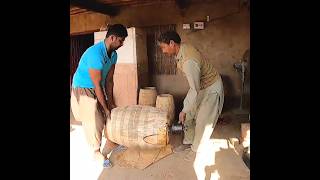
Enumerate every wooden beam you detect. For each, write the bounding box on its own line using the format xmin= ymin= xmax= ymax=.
xmin=70 ymin=29 xmax=100 ymax=36
xmin=70 ymin=0 xmax=120 ymax=16
xmin=70 ymin=8 xmax=89 ymax=15
xmin=175 ymin=0 xmax=190 ymax=9
xmin=98 ymin=0 xmax=174 ymax=7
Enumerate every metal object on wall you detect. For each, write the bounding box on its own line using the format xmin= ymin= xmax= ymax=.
xmin=233 ymin=49 xmax=250 ymax=114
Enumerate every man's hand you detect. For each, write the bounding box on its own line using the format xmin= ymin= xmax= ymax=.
xmin=178 ymin=111 xmax=186 ymax=125
xmin=110 ymin=104 xmax=116 ymax=110
xmin=104 ymin=107 xmax=111 ymax=120
xmin=89 ymin=68 xmax=110 ymax=120
xmin=108 ymin=102 xmax=116 ymax=110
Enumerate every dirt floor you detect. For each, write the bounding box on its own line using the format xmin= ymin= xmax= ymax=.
xmin=70 ymin=111 xmax=250 ymax=180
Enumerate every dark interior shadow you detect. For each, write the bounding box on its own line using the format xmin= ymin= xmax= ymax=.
xmin=220 ymin=74 xmax=240 ymax=112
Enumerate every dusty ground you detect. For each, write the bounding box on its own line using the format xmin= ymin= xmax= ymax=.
xmin=70 ymin=111 xmax=250 ymax=180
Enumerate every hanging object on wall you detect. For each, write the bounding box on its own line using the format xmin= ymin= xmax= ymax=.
xmin=193 ymin=22 xmax=205 ymax=29
xmin=233 ymin=49 xmax=250 ymax=116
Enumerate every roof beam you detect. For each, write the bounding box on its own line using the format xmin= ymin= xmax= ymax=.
xmin=70 ymin=0 xmax=120 ymax=16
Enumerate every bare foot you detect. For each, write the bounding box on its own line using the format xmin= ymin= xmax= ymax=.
xmin=102 ymin=141 xmax=119 ymax=156
xmin=94 ymin=150 xmax=105 ymax=162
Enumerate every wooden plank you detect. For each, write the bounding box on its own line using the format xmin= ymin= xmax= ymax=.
xmin=70 ymin=29 xmax=99 ymax=36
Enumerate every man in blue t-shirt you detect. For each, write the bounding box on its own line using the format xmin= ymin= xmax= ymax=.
xmin=71 ymin=24 xmax=128 ymax=168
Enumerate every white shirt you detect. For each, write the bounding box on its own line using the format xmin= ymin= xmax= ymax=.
xmin=181 ymin=60 xmax=201 ymax=113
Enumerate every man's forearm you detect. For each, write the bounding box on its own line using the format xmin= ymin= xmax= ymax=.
xmin=182 ymin=88 xmax=198 ymax=113
xmin=106 ymin=81 xmax=115 ymax=106
xmin=182 ymin=60 xmax=201 ymax=113
xmin=94 ymin=85 xmax=108 ymax=110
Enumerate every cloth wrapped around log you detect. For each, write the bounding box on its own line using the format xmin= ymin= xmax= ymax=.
xmin=106 ymin=105 xmax=169 ymax=149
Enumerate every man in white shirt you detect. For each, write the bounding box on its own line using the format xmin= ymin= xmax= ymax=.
xmin=158 ymin=31 xmax=224 ymax=154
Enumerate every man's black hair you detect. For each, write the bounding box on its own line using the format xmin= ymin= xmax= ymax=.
xmin=158 ymin=31 xmax=181 ymax=44
xmin=106 ymin=24 xmax=128 ymax=38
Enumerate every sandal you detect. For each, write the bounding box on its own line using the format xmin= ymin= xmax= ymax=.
xmin=103 ymin=159 xmax=113 ymax=168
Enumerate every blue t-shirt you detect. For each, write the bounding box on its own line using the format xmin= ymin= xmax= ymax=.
xmin=72 ymin=41 xmax=117 ymax=88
